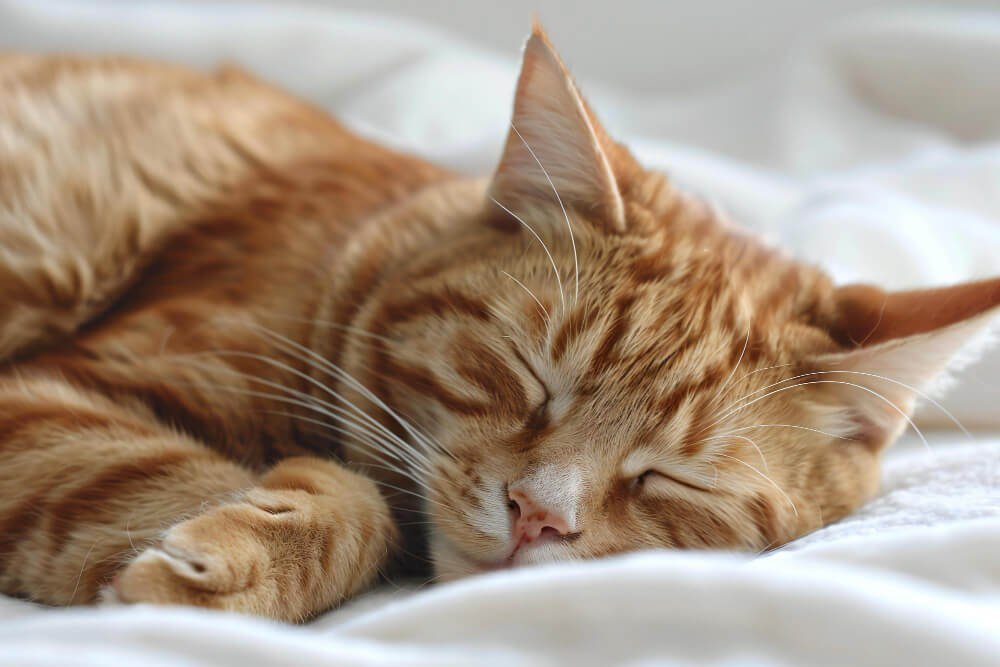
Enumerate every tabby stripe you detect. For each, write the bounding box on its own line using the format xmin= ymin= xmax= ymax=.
xmin=586 ymin=294 xmax=637 ymax=378
xmin=0 ymin=405 xmax=126 ymax=451
xmin=747 ymin=494 xmax=780 ymax=548
xmin=0 ymin=493 xmax=47 ymax=578
xmin=378 ymin=355 xmax=488 ymax=416
xmin=652 ymin=509 xmax=681 ymax=548
xmin=23 ymin=357 xmax=241 ymax=447
xmin=550 ymin=306 xmax=593 ymax=364
xmin=454 ymin=340 xmax=527 ymax=417
xmin=377 ymin=288 xmax=491 ymax=328
xmin=753 ymin=264 xmax=802 ymax=325
xmin=45 ymin=449 xmax=205 ymax=555
xmin=678 ymin=400 xmax=715 ymax=458
xmin=675 ymin=499 xmax=738 ymax=548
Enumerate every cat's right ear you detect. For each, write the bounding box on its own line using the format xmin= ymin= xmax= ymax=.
xmin=487 ymin=22 xmax=627 ymax=232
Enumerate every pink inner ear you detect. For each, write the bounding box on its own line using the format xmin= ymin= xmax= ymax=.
xmin=835 ymin=278 xmax=1000 ymax=347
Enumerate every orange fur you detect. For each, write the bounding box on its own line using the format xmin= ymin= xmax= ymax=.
xmin=0 ymin=26 xmax=997 ymax=620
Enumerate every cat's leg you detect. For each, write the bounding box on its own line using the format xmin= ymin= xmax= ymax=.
xmin=0 ymin=375 xmax=254 ymax=605
xmin=0 ymin=376 xmax=396 ymax=621
xmin=112 ymin=456 xmax=398 ymax=621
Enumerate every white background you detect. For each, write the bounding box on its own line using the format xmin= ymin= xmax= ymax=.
xmin=299 ymin=0 xmax=998 ymax=91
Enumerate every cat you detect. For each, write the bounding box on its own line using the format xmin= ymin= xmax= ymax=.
xmin=0 ymin=23 xmax=997 ymax=622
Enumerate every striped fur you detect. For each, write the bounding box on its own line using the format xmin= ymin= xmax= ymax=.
xmin=1 ymin=25 xmax=998 ymax=620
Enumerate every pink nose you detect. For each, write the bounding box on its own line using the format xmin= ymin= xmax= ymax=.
xmin=508 ymin=488 xmax=571 ymax=545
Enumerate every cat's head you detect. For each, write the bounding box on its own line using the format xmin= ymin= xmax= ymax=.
xmin=348 ymin=23 xmax=1000 ymax=580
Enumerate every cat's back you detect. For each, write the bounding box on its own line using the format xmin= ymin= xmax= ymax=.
xmin=0 ymin=52 xmax=381 ymax=225
xmin=0 ymin=54 xmax=444 ymax=360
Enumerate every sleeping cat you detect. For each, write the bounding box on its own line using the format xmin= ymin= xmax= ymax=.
xmin=0 ymin=23 xmax=997 ymax=622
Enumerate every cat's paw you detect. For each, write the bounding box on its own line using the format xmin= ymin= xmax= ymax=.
xmin=110 ymin=500 xmax=283 ymax=613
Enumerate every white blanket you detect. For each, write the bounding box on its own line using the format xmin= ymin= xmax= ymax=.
xmin=1 ymin=435 xmax=997 ymax=666
xmin=0 ymin=1 xmax=998 ymax=665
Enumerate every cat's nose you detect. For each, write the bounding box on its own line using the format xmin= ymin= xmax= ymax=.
xmin=508 ymin=487 xmax=571 ymax=544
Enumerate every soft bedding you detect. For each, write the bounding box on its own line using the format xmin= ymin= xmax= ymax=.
xmin=0 ymin=1 xmax=998 ymax=664
xmin=0 ymin=435 xmax=997 ymax=666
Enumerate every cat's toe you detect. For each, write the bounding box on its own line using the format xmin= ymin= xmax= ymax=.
xmin=113 ymin=512 xmax=270 ymax=607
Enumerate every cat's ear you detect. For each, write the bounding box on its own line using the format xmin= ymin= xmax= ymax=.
xmin=808 ymin=278 xmax=1000 ymax=448
xmin=488 ymin=21 xmax=627 ymax=231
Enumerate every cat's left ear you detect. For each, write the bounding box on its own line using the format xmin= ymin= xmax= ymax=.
xmin=488 ymin=21 xmax=628 ymax=231
xmin=808 ymin=277 xmax=1000 ymax=447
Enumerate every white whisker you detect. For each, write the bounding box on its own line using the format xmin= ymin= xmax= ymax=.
xmin=511 ymin=122 xmax=579 ymax=305
xmin=718 ymin=453 xmax=798 ymax=518
xmin=704 ymin=433 xmax=769 ymax=472
xmin=203 ymin=349 xmax=434 ymax=468
xmin=710 ymin=365 xmax=964 ymax=447
xmin=168 ymin=353 xmax=431 ymax=473
xmin=717 ymin=317 xmax=752 ymax=397
xmin=232 ymin=319 xmax=451 ymax=459
xmin=253 ymin=310 xmax=398 ymax=347
xmin=490 ymin=197 xmax=566 ymax=311
xmin=264 ymin=409 xmax=439 ymax=496
xmin=501 ymin=270 xmax=551 ymax=328
xmin=69 ymin=539 xmax=101 ymax=604
xmin=810 ymin=370 xmax=972 ymax=439
xmin=710 ymin=379 xmax=932 ymax=452
xmin=717 ymin=423 xmax=855 ymax=441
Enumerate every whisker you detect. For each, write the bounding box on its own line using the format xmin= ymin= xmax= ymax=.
xmin=124 ymin=512 xmax=137 ymax=553
xmin=716 ymin=423 xmax=855 ymax=441
xmin=68 ymin=539 xmax=101 ymax=604
xmin=713 ymin=367 xmax=964 ymax=436
xmin=367 ymin=477 xmax=448 ymax=512
xmin=263 ymin=409 xmax=439 ymax=496
xmin=809 ymin=370 xmax=972 ymax=439
xmin=708 ymin=362 xmax=965 ymax=448
xmin=743 ymin=362 xmax=794 ymax=378
xmin=232 ymin=319 xmax=452 ymax=459
xmin=501 ymin=270 xmax=551 ymax=329
xmin=186 ymin=346 xmax=434 ymax=468
xmin=703 ymin=433 xmax=769 ymax=473
xmin=167 ymin=354 xmax=431 ymax=472
xmin=268 ymin=413 xmax=424 ymax=478
xmin=490 ymin=197 xmax=566 ymax=311
xmin=710 ymin=379 xmax=932 ymax=452
xmin=511 ymin=122 xmax=579 ymax=305
xmin=717 ymin=316 xmax=752 ymax=397
xmin=718 ymin=453 xmax=798 ymax=518
xmin=252 ymin=310 xmax=397 ymax=347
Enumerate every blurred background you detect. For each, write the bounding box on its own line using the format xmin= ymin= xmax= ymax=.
xmin=298 ymin=0 xmax=1000 ymax=92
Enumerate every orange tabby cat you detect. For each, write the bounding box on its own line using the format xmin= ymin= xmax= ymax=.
xmin=0 ymin=24 xmax=997 ymax=622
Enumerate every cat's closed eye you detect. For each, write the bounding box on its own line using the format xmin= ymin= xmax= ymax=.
xmin=633 ymin=469 xmax=715 ymax=494
xmin=510 ymin=348 xmax=550 ymax=428
xmin=525 ymin=400 xmax=549 ymax=430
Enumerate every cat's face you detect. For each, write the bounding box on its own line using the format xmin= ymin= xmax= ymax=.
xmin=353 ymin=25 xmax=999 ymax=581
xmin=406 ymin=192 xmax=879 ymax=580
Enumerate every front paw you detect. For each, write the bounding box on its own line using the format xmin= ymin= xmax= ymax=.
xmin=108 ymin=502 xmax=276 ymax=612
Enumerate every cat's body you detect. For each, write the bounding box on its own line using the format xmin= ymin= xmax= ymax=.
xmin=1 ymin=27 xmax=998 ymax=622
xmin=0 ymin=54 xmax=441 ymax=615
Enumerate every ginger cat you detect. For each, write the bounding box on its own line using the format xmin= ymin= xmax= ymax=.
xmin=0 ymin=25 xmax=997 ymax=622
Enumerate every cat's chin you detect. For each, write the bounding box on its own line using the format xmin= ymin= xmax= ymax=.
xmin=429 ymin=533 xmax=512 ymax=583
xmin=429 ymin=532 xmax=575 ymax=582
